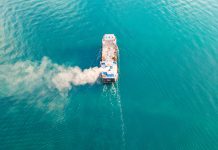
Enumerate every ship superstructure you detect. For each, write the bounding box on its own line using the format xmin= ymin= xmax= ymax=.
xmin=100 ymin=34 xmax=118 ymax=83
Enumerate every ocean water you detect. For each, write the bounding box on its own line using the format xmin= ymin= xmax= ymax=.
xmin=0 ymin=0 xmax=218 ymax=149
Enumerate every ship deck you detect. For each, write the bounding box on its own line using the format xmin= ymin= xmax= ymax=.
xmin=100 ymin=34 xmax=118 ymax=83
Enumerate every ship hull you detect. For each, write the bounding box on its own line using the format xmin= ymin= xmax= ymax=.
xmin=100 ymin=34 xmax=118 ymax=84
xmin=102 ymin=78 xmax=116 ymax=84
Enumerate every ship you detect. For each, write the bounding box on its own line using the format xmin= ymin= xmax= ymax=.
xmin=100 ymin=34 xmax=118 ymax=83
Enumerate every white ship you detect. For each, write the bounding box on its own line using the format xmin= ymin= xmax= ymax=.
xmin=100 ymin=34 xmax=118 ymax=83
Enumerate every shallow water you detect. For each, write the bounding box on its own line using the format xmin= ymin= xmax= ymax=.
xmin=0 ymin=0 xmax=218 ymax=149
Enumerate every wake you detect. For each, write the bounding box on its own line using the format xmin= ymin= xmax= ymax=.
xmin=102 ymin=83 xmax=126 ymax=150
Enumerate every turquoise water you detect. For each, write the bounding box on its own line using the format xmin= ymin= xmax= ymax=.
xmin=1 ymin=0 xmax=218 ymax=149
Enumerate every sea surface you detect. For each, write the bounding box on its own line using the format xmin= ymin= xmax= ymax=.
xmin=0 ymin=0 xmax=218 ymax=149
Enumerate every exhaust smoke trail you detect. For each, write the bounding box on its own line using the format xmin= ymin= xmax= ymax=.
xmin=0 ymin=57 xmax=101 ymax=113
xmin=0 ymin=56 xmax=101 ymax=94
xmin=52 ymin=66 xmax=101 ymax=92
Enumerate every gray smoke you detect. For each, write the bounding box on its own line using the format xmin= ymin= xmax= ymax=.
xmin=0 ymin=57 xmax=101 ymax=113
xmin=52 ymin=66 xmax=101 ymax=91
